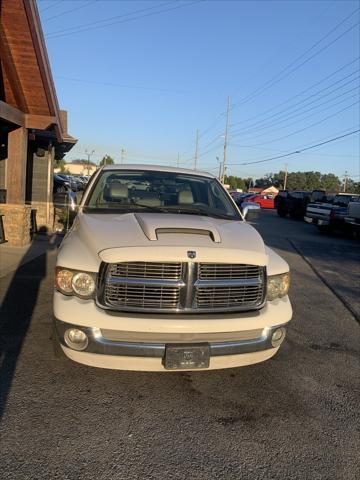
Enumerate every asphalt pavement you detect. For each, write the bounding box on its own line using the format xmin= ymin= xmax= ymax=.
xmin=0 ymin=210 xmax=359 ymax=480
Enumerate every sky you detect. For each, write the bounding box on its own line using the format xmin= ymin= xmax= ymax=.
xmin=38 ymin=0 xmax=360 ymax=181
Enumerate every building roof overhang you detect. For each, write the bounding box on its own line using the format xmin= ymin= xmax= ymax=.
xmin=0 ymin=0 xmax=77 ymax=148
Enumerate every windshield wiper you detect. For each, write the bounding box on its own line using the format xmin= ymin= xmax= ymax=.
xmin=164 ymin=206 xmax=236 ymax=220
xmin=87 ymin=203 xmax=236 ymax=219
xmin=130 ymin=203 xmax=172 ymax=213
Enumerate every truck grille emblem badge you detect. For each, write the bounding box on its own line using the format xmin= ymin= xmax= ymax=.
xmin=187 ymin=251 xmax=196 ymax=259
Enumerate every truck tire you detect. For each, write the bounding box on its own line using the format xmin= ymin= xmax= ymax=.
xmin=277 ymin=209 xmax=287 ymax=217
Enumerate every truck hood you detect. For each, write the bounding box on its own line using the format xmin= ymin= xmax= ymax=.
xmin=60 ymin=211 xmax=268 ymax=267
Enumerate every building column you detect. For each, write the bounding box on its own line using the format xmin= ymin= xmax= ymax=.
xmin=6 ymin=126 xmax=28 ymax=204
xmin=29 ymin=145 xmax=55 ymax=232
xmin=0 ymin=126 xmax=32 ymax=245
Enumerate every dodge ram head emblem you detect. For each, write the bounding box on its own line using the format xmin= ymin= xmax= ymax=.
xmin=187 ymin=251 xmax=196 ymax=259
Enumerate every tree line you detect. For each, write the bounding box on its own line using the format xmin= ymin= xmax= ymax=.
xmin=225 ymin=171 xmax=359 ymax=194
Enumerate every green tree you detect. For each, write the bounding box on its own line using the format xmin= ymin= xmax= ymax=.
xmin=70 ymin=158 xmax=96 ymax=166
xmin=224 ymin=175 xmax=247 ymax=191
xmin=344 ymin=179 xmax=360 ymax=194
xmin=99 ymin=155 xmax=114 ymax=166
xmin=320 ymin=173 xmax=341 ymax=192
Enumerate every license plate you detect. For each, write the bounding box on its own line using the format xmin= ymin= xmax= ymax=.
xmin=164 ymin=344 xmax=210 ymax=370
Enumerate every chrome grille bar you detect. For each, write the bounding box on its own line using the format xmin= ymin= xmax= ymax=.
xmin=199 ymin=263 xmax=262 ymax=279
xmin=109 ymin=262 xmax=182 ymax=279
xmin=98 ymin=262 xmax=266 ymax=313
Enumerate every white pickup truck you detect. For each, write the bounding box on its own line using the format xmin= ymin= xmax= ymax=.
xmin=345 ymin=201 xmax=360 ymax=233
xmin=305 ymin=193 xmax=360 ymax=233
xmin=53 ymin=165 xmax=292 ymax=371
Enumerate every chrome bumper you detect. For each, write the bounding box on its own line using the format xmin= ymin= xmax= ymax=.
xmin=54 ymin=319 xmax=287 ymax=357
xmin=304 ymin=216 xmax=329 ymax=226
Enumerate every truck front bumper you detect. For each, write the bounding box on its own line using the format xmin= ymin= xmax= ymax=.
xmin=54 ymin=318 xmax=287 ymax=371
xmin=53 ymin=292 xmax=292 ymax=371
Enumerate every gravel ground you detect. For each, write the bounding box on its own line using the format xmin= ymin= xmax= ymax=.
xmin=0 ymin=210 xmax=359 ymax=480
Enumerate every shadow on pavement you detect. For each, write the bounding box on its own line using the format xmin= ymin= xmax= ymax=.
xmin=0 ymin=237 xmax=57 ymax=421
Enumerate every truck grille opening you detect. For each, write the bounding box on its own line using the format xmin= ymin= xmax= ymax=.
xmin=199 ymin=263 xmax=262 ymax=280
xmin=109 ymin=261 xmax=182 ymax=280
xmin=99 ymin=262 xmax=265 ymax=313
xmin=196 ymin=285 xmax=263 ymax=309
xmin=105 ymin=283 xmax=180 ymax=309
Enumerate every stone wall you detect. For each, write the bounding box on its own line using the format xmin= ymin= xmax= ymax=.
xmin=0 ymin=204 xmax=31 ymax=246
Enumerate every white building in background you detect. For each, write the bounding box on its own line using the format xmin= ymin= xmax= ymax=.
xmin=55 ymin=163 xmax=97 ymax=176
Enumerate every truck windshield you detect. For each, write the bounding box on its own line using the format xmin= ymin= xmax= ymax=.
xmin=333 ymin=195 xmax=359 ymax=207
xmin=83 ymin=170 xmax=241 ymax=220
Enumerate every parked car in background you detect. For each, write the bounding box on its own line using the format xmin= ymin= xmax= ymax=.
xmin=246 ymin=194 xmax=275 ymax=209
xmin=276 ymin=189 xmax=326 ymax=219
xmin=69 ymin=176 xmax=85 ymax=191
xmin=53 ymin=174 xmax=70 ymax=193
xmin=53 ymin=165 xmax=292 ymax=371
xmin=344 ymin=201 xmax=360 ymax=234
xmin=56 ymin=174 xmax=77 ymax=192
xmin=305 ymin=193 xmax=360 ymax=233
xmin=232 ymin=192 xmax=253 ymax=207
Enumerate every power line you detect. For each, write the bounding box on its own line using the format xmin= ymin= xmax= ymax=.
xmin=230 ymin=68 xmax=360 ymax=135
xmin=228 ymin=129 xmax=360 ymax=166
xmin=231 ymin=57 xmax=359 ymax=128
xmin=45 ymin=1 xmax=174 ymax=36
xmin=44 ymin=1 xmax=97 ymax=22
xmin=54 ymin=75 xmax=192 ymax=94
xmin=240 ymin=100 xmax=359 ymax=148
xmin=45 ymin=0 xmax=203 ymax=39
xmin=231 ymin=7 xmax=360 ymax=109
xmin=183 ymin=13 xmax=359 ymax=164
xmin=40 ymin=1 xmax=63 ymax=14
xmin=231 ymin=87 xmax=359 ymax=142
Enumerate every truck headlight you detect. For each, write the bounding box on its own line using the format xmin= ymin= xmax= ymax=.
xmin=72 ymin=272 xmax=96 ymax=297
xmin=55 ymin=268 xmax=96 ymax=298
xmin=267 ymin=272 xmax=290 ymax=301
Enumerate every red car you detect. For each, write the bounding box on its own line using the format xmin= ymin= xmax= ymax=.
xmin=246 ymin=194 xmax=275 ymax=209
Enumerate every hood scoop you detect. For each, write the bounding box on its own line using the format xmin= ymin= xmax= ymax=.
xmin=134 ymin=213 xmax=221 ymax=243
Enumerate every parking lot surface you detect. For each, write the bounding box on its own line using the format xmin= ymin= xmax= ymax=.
xmin=0 ymin=210 xmax=359 ymax=480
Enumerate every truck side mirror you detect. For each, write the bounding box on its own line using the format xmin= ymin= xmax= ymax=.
xmin=242 ymin=202 xmax=261 ymax=220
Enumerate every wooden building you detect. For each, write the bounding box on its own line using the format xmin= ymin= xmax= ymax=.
xmin=0 ymin=0 xmax=76 ymax=245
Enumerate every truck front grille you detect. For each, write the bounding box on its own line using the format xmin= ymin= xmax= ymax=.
xmin=199 ymin=263 xmax=261 ymax=280
xmin=196 ymin=284 xmax=263 ymax=309
xmin=109 ymin=261 xmax=182 ymax=280
xmin=105 ymin=283 xmax=180 ymax=309
xmin=98 ymin=262 xmax=266 ymax=313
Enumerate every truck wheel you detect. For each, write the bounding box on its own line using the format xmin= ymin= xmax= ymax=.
xmin=52 ymin=326 xmax=65 ymax=359
xmin=277 ymin=209 xmax=287 ymax=217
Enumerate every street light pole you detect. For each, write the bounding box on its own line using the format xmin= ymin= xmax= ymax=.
xmin=216 ymin=156 xmax=223 ymax=180
xmin=221 ymin=96 xmax=231 ymax=184
xmin=85 ymin=149 xmax=95 ymax=175
xmin=194 ymin=129 xmax=199 ymax=170
xmin=284 ymin=163 xmax=288 ymax=190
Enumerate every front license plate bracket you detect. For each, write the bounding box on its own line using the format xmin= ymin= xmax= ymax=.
xmin=164 ymin=343 xmax=210 ymax=370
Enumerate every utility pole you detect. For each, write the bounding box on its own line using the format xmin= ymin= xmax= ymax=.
xmin=121 ymin=148 xmax=125 ymax=164
xmin=216 ymin=156 xmax=223 ymax=180
xmin=221 ymin=96 xmax=231 ymax=184
xmin=85 ymin=149 xmax=95 ymax=175
xmin=177 ymin=153 xmax=180 ymax=167
xmin=343 ymin=171 xmax=348 ymax=192
xmin=194 ymin=129 xmax=199 ymax=170
xmin=284 ymin=163 xmax=288 ymax=190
